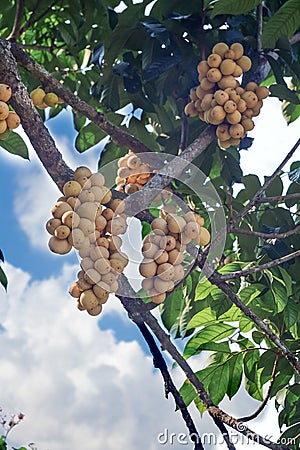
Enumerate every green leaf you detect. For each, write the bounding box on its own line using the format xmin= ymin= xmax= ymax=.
xmin=183 ymin=323 xmax=235 ymax=358
xmin=242 ymin=174 xmax=261 ymax=200
xmin=262 ymin=0 xmax=300 ymax=49
xmin=0 ymin=131 xmax=29 ymax=159
xmin=238 ymin=284 xmax=265 ymax=305
xmin=284 ymin=298 xmax=298 ymax=328
xmin=208 ymin=362 xmax=229 ymax=404
xmin=179 ymin=380 xmax=197 ymax=407
xmin=280 ymin=423 xmax=300 ymax=450
xmin=195 ymin=278 xmax=213 ymax=300
xmin=75 ymin=122 xmax=107 ymax=152
xmin=186 ymin=307 xmax=216 ymax=330
xmin=271 ymin=279 xmax=288 ymax=313
xmin=269 ymin=84 xmax=300 ymax=105
xmin=227 ymin=353 xmax=243 ymax=399
xmin=210 ymin=0 xmax=262 ymax=18
xmin=264 ymin=175 xmax=283 ymax=197
xmin=160 ymin=286 xmax=185 ymax=335
xmin=0 ymin=266 xmax=7 ymax=291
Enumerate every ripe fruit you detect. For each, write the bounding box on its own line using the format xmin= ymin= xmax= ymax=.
xmin=0 ymin=120 xmax=7 ymax=134
xmin=212 ymin=42 xmax=229 ymax=57
xmin=48 ymin=236 xmax=72 ymax=254
xmin=0 ymin=101 xmax=9 ymax=120
xmin=236 ymin=56 xmax=252 ymax=72
xmin=0 ymin=84 xmax=12 ymax=102
xmin=30 ymin=88 xmax=46 ymax=106
xmin=207 ymin=53 xmax=222 ymax=68
xmin=44 ymin=92 xmax=59 ymax=107
xmin=230 ymin=43 xmax=244 ymax=60
xmin=6 ymin=111 xmax=21 ymax=129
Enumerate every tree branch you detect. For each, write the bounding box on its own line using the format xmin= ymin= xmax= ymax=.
xmin=231 ymin=224 xmax=300 ymax=239
xmin=9 ymin=42 xmax=152 ymax=155
xmin=219 ymin=250 xmax=300 ymax=281
xmin=117 ymin=278 xmax=290 ymax=450
xmin=256 ymin=3 xmax=263 ymax=56
xmin=0 ymin=39 xmax=73 ymax=191
xmin=254 ymin=193 xmax=300 ymax=204
xmin=7 ymin=0 xmax=25 ymax=41
xmin=133 ymin=319 xmax=204 ymax=450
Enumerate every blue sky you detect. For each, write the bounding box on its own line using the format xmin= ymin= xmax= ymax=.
xmin=0 ymin=98 xmax=299 ymax=450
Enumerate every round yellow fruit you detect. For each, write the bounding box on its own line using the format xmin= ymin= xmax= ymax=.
xmin=48 ymin=236 xmax=72 ymax=254
xmin=30 ymin=88 xmax=46 ymax=106
xmin=6 ymin=111 xmax=21 ymax=129
xmin=44 ymin=92 xmax=58 ymax=107
xmin=0 ymin=101 xmax=9 ymax=120
xmin=212 ymin=42 xmax=229 ymax=57
xmin=0 ymin=84 xmax=12 ymax=102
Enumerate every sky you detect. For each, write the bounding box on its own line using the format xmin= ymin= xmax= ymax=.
xmin=0 ymin=92 xmax=299 ymax=450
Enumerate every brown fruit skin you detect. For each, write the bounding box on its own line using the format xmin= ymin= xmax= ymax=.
xmin=184 ymin=102 xmax=198 ymax=117
xmin=255 ymin=86 xmax=269 ymax=100
xmin=223 ymin=100 xmax=237 ymax=113
xmin=0 ymin=84 xmax=12 ymax=102
xmin=79 ymin=289 xmax=99 ymax=310
xmin=214 ymin=90 xmax=229 ymax=106
xmin=229 ymin=124 xmax=245 ymax=139
xmin=87 ymin=304 xmax=103 ymax=316
xmin=151 ymin=218 xmax=168 ymax=234
xmin=139 ymin=259 xmax=157 ymax=278
xmin=0 ymin=120 xmax=7 ymax=134
xmin=155 ymin=250 xmax=169 ymax=265
xmin=48 ymin=236 xmax=72 ymax=254
xmin=226 ymin=110 xmax=242 ymax=125
xmin=157 ymin=263 xmax=175 ymax=281
xmin=154 ymin=278 xmax=174 ymax=294
xmin=151 ymin=292 xmax=166 ymax=304
xmin=127 ymin=155 xmax=141 ymax=169
xmin=198 ymin=227 xmax=211 ymax=246
xmin=73 ymin=166 xmax=92 ymax=181
xmin=63 ymin=180 xmax=82 ymax=197
xmin=236 ymin=56 xmax=252 ymax=72
xmin=44 ymin=92 xmax=58 ymax=107
xmin=230 ymin=43 xmax=244 ymax=60
xmin=168 ymin=249 xmax=184 ymax=265
xmin=245 ymin=82 xmax=258 ymax=91
xmin=0 ymin=101 xmax=9 ymax=120
xmin=200 ymin=77 xmax=216 ymax=91
xmin=52 ymin=201 xmax=73 ymax=219
xmin=173 ymin=264 xmax=185 ymax=281
xmin=6 ymin=111 xmax=21 ymax=129
xmin=241 ymin=91 xmax=258 ymax=108
xmin=197 ymin=60 xmax=210 ymax=77
xmin=220 ymin=59 xmax=236 ymax=75
xmin=206 ymin=68 xmax=222 ymax=83
xmin=30 ymin=88 xmax=46 ymax=106
xmin=212 ymin=42 xmax=229 ymax=57
xmin=54 ymin=225 xmax=71 ymax=239
xmin=209 ymin=105 xmax=226 ymax=124
xmin=207 ymin=53 xmax=222 ymax=68
xmin=69 ymin=282 xmax=82 ymax=298
xmin=217 ymin=76 xmax=237 ymax=90
xmin=216 ymin=124 xmax=231 ymax=141
xmin=241 ymin=118 xmax=255 ymax=131
xmin=46 ymin=218 xmax=62 ymax=235
xmin=201 ymin=94 xmax=214 ymax=111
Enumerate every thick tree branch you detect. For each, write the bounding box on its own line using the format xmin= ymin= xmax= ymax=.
xmin=117 ymin=277 xmax=290 ymax=450
xmin=0 ymin=39 xmax=73 ymax=191
xmin=134 ymin=320 xmax=204 ymax=450
xmin=9 ymin=42 xmax=151 ymax=155
xmin=231 ymin=225 xmax=300 ymax=240
xmin=219 ymin=249 xmax=300 ymax=281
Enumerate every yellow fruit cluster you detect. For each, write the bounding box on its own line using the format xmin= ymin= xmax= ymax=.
xmin=115 ymin=151 xmax=153 ymax=193
xmin=46 ymin=166 xmax=129 ymax=316
xmin=184 ymin=42 xmax=269 ymax=149
xmin=139 ymin=211 xmax=210 ymax=304
xmin=0 ymin=83 xmax=21 ymax=139
xmin=30 ymin=87 xmax=63 ymax=109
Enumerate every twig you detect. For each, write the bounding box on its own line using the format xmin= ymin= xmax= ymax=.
xmin=10 ymin=41 xmax=152 ymax=155
xmin=0 ymin=39 xmax=73 ymax=191
xmin=18 ymin=0 xmax=57 ymax=36
xmin=231 ymin=225 xmax=300 ymax=240
xmin=132 ymin=318 xmax=204 ymax=450
xmin=239 ymin=353 xmax=280 ymax=422
xmin=178 ymin=99 xmax=189 ymax=154
xmin=254 ymin=193 xmax=300 ymax=204
xmin=7 ymin=0 xmax=25 ymax=41
xmin=256 ymin=3 xmax=263 ymax=56
xmin=219 ymin=250 xmax=300 ymax=281
xmin=206 ymin=138 xmax=300 ymax=258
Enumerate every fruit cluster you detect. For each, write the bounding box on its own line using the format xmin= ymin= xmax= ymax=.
xmin=30 ymin=87 xmax=63 ymax=109
xmin=139 ymin=211 xmax=210 ymax=304
xmin=46 ymin=166 xmax=129 ymax=316
xmin=0 ymin=83 xmax=21 ymax=139
xmin=115 ymin=151 xmax=154 ymax=194
xmin=184 ymin=42 xmax=269 ymax=149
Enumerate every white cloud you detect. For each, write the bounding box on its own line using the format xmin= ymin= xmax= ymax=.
xmin=0 ymin=262 xmax=195 ymax=450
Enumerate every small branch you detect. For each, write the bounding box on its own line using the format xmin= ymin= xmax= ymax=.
xmin=290 ymin=32 xmax=300 ymax=45
xmin=231 ymin=225 xmax=300 ymax=240
xmin=7 ymin=0 xmax=25 ymax=41
xmin=18 ymin=0 xmax=56 ymax=36
xmin=10 ymin=42 xmax=152 ymax=155
xmin=0 ymin=39 xmax=73 ymax=191
xmin=219 ymin=250 xmax=300 ymax=281
xmin=239 ymin=353 xmax=280 ymax=422
xmin=254 ymin=193 xmax=300 ymax=204
xmin=134 ymin=320 xmax=204 ymax=450
xmin=256 ymin=3 xmax=263 ymax=56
